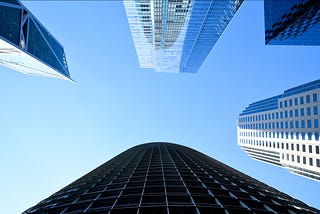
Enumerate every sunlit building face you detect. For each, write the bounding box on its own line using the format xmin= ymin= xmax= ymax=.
xmin=124 ymin=0 xmax=243 ymax=73
xmin=238 ymin=79 xmax=320 ymax=181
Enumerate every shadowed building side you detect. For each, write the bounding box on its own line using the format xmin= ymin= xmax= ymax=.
xmin=264 ymin=0 xmax=320 ymax=45
xmin=24 ymin=142 xmax=318 ymax=213
xmin=0 ymin=0 xmax=71 ymax=80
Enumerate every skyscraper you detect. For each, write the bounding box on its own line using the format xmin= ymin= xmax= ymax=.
xmin=24 ymin=142 xmax=318 ymax=213
xmin=0 ymin=0 xmax=71 ymax=80
xmin=238 ymin=79 xmax=320 ymax=181
xmin=264 ymin=0 xmax=320 ymax=45
xmin=124 ymin=0 xmax=243 ymax=73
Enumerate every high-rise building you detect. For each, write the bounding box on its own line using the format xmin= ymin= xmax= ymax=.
xmin=264 ymin=0 xmax=320 ymax=45
xmin=24 ymin=142 xmax=318 ymax=213
xmin=124 ymin=0 xmax=243 ymax=73
xmin=238 ymin=79 xmax=320 ymax=181
xmin=0 ymin=0 xmax=71 ymax=80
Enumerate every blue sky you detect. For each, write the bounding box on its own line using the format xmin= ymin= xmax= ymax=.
xmin=0 ymin=1 xmax=319 ymax=213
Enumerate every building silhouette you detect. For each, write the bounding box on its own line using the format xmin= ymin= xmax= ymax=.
xmin=24 ymin=142 xmax=318 ymax=213
xmin=264 ymin=0 xmax=320 ymax=45
xmin=0 ymin=0 xmax=71 ymax=80
xmin=238 ymin=79 xmax=320 ymax=181
xmin=124 ymin=0 xmax=243 ymax=73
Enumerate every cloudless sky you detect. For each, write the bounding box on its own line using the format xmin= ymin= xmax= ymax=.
xmin=0 ymin=1 xmax=319 ymax=213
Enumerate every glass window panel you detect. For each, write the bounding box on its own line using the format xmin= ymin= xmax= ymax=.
xmin=300 ymin=96 xmax=304 ymax=104
xmin=33 ymin=18 xmax=68 ymax=71
xmin=309 ymin=158 xmax=313 ymax=166
xmin=306 ymin=95 xmax=310 ymax=103
xmin=314 ymin=106 xmax=318 ymax=115
xmin=1 ymin=0 xmax=20 ymax=4
xmin=0 ymin=6 xmax=21 ymax=45
xmin=307 ymin=107 xmax=311 ymax=116
xmin=307 ymin=120 xmax=312 ymax=128
xmin=28 ymin=19 xmax=65 ymax=74
xmin=313 ymin=93 xmax=318 ymax=102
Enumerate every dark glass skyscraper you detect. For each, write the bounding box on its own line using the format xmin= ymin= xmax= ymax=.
xmin=24 ymin=142 xmax=318 ymax=213
xmin=264 ymin=0 xmax=320 ymax=45
xmin=0 ymin=0 xmax=71 ymax=80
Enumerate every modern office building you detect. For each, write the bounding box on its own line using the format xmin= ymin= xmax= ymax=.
xmin=0 ymin=0 xmax=71 ymax=80
xmin=238 ymin=79 xmax=320 ymax=181
xmin=124 ymin=0 xmax=243 ymax=73
xmin=24 ymin=142 xmax=318 ymax=213
xmin=264 ymin=0 xmax=320 ymax=45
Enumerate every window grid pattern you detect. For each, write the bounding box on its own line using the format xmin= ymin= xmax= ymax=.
xmin=179 ymin=0 xmax=243 ymax=73
xmin=264 ymin=0 xmax=320 ymax=45
xmin=24 ymin=143 xmax=319 ymax=214
xmin=238 ymin=80 xmax=320 ymax=181
xmin=123 ymin=0 xmax=243 ymax=73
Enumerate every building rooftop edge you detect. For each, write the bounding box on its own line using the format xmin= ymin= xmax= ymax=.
xmin=240 ymin=79 xmax=320 ymax=116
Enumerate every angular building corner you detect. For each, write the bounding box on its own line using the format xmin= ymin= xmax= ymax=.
xmin=264 ymin=0 xmax=320 ymax=45
xmin=24 ymin=142 xmax=318 ymax=213
xmin=123 ymin=0 xmax=243 ymax=73
xmin=0 ymin=0 xmax=71 ymax=81
xmin=238 ymin=79 xmax=320 ymax=181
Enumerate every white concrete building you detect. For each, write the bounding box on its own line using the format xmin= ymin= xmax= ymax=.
xmin=238 ymin=79 xmax=320 ymax=181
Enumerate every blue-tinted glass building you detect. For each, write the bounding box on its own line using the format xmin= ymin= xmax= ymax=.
xmin=238 ymin=79 xmax=320 ymax=181
xmin=0 ymin=0 xmax=71 ymax=80
xmin=124 ymin=0 xmax=243 ymax=73
xmin=264 ymin=0 xmax=320 ymax=45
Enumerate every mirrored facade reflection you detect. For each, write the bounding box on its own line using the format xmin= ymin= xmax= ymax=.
xmin=264 ymin=0 xmax=320 ymax=45
xmin=124 ymin=0 xmax=243 ymax=73
xmin=238 ymin=79 xmax=320 ymax=181
xmin=0 ymin=0 xmax=71 ymax=80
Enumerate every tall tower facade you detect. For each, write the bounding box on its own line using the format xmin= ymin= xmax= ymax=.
xmin=124 ymin=0 xmax=243 ymax=73
xmin=24 ymin=142 xmax=318 ymax=213
xmin=264 ymin=0 xmax=320 ymax=45
xmin=238 ymin=80 xmax=320 ymax=181
xmin=0 ymin=0 xmax=71 ymax=80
